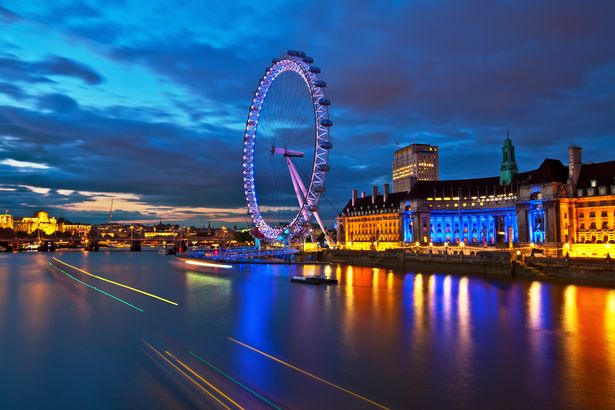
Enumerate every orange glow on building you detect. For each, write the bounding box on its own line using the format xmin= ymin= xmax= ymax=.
xmin=561 ymin=193 xmax=615 ymax=257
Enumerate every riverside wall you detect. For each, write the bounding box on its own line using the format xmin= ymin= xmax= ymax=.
xmin=324 ymin=249 xmax=615 ymax=287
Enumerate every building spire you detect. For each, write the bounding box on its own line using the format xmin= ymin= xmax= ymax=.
xmin=500 ymin=131 xmax=519 ymax=185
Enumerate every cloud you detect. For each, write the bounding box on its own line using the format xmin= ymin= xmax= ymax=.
xmin=0 ymin=82 xmax=26 ymax=100
xmin=0 ymin=6 xmax=21 ymax=23
xmin=1 ymin=158 xmax=50 ymax=169
xmin=37 ymin=93 xmax=80 ymax=113
xmin=0 ymin=55 xmax=104 ymax=85
xmin=19 ymin=185 xmax=51 ymax=195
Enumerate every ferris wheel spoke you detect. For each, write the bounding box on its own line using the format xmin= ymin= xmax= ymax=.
xmin=287 ymin=157 xmax=306 ymax=209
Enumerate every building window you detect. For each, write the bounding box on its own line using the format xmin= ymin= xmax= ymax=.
xmin=577 ymin=188 xmax=584 ymax=197
xmin=590 ymin=211 xmax=596 ymax=218
xmin=590 ymin=179 xmax=597 ymax=187
xmin=530 ymin=191 xmax=542 ymax=200
xmin=599 ymin=186 xmax=607 ymax=195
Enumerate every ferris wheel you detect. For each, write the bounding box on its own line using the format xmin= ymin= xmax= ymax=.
xmin=242 ymin=50 xmax=334 ymax=245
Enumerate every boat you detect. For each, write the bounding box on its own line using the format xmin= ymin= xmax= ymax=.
xmin=158 ymin=247 xmax=176 ymax=255
xmin=169 ymin=257 xmax=233 ymax=274
xmin=290 ymin=275 xmax=338 ymax=285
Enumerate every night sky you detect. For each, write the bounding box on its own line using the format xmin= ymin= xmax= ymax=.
xmin=1 ymin=1 xmax=614 ymax=227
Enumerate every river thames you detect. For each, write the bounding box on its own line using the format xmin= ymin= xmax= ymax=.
xmin=1 ymin=251 xmax=614 ymax=409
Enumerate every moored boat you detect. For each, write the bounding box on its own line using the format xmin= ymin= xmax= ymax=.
xmin=290 ymin=275 xmax=338 ymax=285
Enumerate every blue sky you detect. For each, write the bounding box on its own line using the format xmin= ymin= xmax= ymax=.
xmin=0 ymin=0 xmax=614 ymax=227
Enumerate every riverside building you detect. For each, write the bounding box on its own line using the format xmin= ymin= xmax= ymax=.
xmin=13 ymin=210 xmax=58 ymax=235
xmin=0 ymin=211 xmax=13 ymax=229
xmin=560 ymin=147 xmax=615 ymax=257
xmin=392 ymin=143 xmax=439 ymax=192
xmin=337 ymin=136 xmax=601 ymax=254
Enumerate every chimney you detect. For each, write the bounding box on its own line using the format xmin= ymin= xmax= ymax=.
xmin=567 ymin=146 xmax=583 ymax=194
xmin=351 ymin=189 xmax=358 ymax=207
xmin=361 ymin=192 xmax=366 ymax=198
xmin=383 ymin=183 xmax=390 ymax=203
xmin=372 ymin=186 xmax=378 ymax=204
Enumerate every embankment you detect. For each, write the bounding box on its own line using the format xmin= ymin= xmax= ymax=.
xmin=324 ymin=249 xmax=615 ymax=287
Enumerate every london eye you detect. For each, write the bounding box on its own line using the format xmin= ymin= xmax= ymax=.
xmin=242 ymin=50 xmax=334 ymax=245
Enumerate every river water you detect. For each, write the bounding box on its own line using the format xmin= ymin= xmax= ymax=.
xmin=0 ymin=251 xmax=614 ymax=409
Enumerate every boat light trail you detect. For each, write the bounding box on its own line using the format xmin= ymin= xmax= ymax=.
xmin=184 ymin=259 xmax=233 ymax=269
xmin=189 ymin=350 xmax=282 ymax=410
xmin=165 ymin=351 xmax=244 ymax=410
xmin=141 ymin=340 xmax=232 ymax=410
xmin=227 ymin=337 xmax=390 ymax=410
xmin=52 ymin=257 xmax=178 ymax=306
xmin=49 ymin=262 xmax=143 ymax=312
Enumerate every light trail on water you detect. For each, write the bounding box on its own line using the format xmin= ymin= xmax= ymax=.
xmin=165 ymin=351 xmax=244 ymax=410
xmin=189 ymin=350 xmax=282 ymax=410
xmin=227 ymin=337 xmax=390 ymax=409
xmin=184 ymin=259 xmax=233 ymax=269
xmin=141 ymin=340 xmax=236 ymax=410
xmin=52 ymin=257 xmax=178 ymax=306
xmin=48 ymin=262 xmax=143 ymax=312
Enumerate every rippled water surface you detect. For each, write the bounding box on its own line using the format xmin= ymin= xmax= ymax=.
xmin=1 ymin=251 xmax=614 ymax=409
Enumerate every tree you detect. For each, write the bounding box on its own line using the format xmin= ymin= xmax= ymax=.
xmin=0 ymin=228 xmax=15 ymax=238
xmin=234 ymin=230 xmax=253 ymax=244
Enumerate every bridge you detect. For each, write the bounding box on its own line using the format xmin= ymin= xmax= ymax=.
xmin=0 ymin=236 xmax=233 ymax=252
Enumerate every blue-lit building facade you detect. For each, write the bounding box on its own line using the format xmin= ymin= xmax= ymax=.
xmin=401 ymin=178 xmax=521 ymax=245
xmin=337 ymin=138 xmax=570 ymax=248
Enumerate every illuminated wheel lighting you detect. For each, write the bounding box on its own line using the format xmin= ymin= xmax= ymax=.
xmin=242 ymin=51 xmax=332 ymax=243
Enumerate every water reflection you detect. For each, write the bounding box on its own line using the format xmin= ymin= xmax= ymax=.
xmin=386 ymin=271 xmax=394 ymax=291
xmin=456 ymin=277 xmax=472 ymax=374
xmin=562 ymin=285 xmax=579 ymax=333
xmin=606 ymin=291 xmax=615 ymax=390
xmin=2 ymin=254 xmax=615 ymax=408
xmin=413 ymin=274 xmax=424 ymax=334
xmin=528 ymin=281 xmax=542 ymax=329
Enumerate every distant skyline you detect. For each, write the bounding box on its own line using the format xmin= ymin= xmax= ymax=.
xmin=1 ymin=1 xmax=614 ymax=226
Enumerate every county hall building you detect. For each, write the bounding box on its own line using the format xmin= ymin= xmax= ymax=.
xmin=337 ymin=137 xmax=615 ymax=257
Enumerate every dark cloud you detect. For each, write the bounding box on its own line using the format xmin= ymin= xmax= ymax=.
xmin=37 ymin=93 xmax=80 ymax=113
xmin=0 ymin=5 xmax=21 ymax=23
xmin=38 ymin=56 xmax=104 ymax=85
xmin=0 ymin=82 xmax=26 ymax=100
xmin=111 ymin=39 xmax=251 ymax=102
xmin=0 ymin=55 xmax=104 ymax=85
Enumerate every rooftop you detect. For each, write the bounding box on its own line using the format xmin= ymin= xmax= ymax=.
xmin=577 ymin=160 xmax=615 ymax=188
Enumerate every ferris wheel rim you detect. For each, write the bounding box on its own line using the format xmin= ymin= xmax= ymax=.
xmin=242 ymin=52 xmax=332 ymax=242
